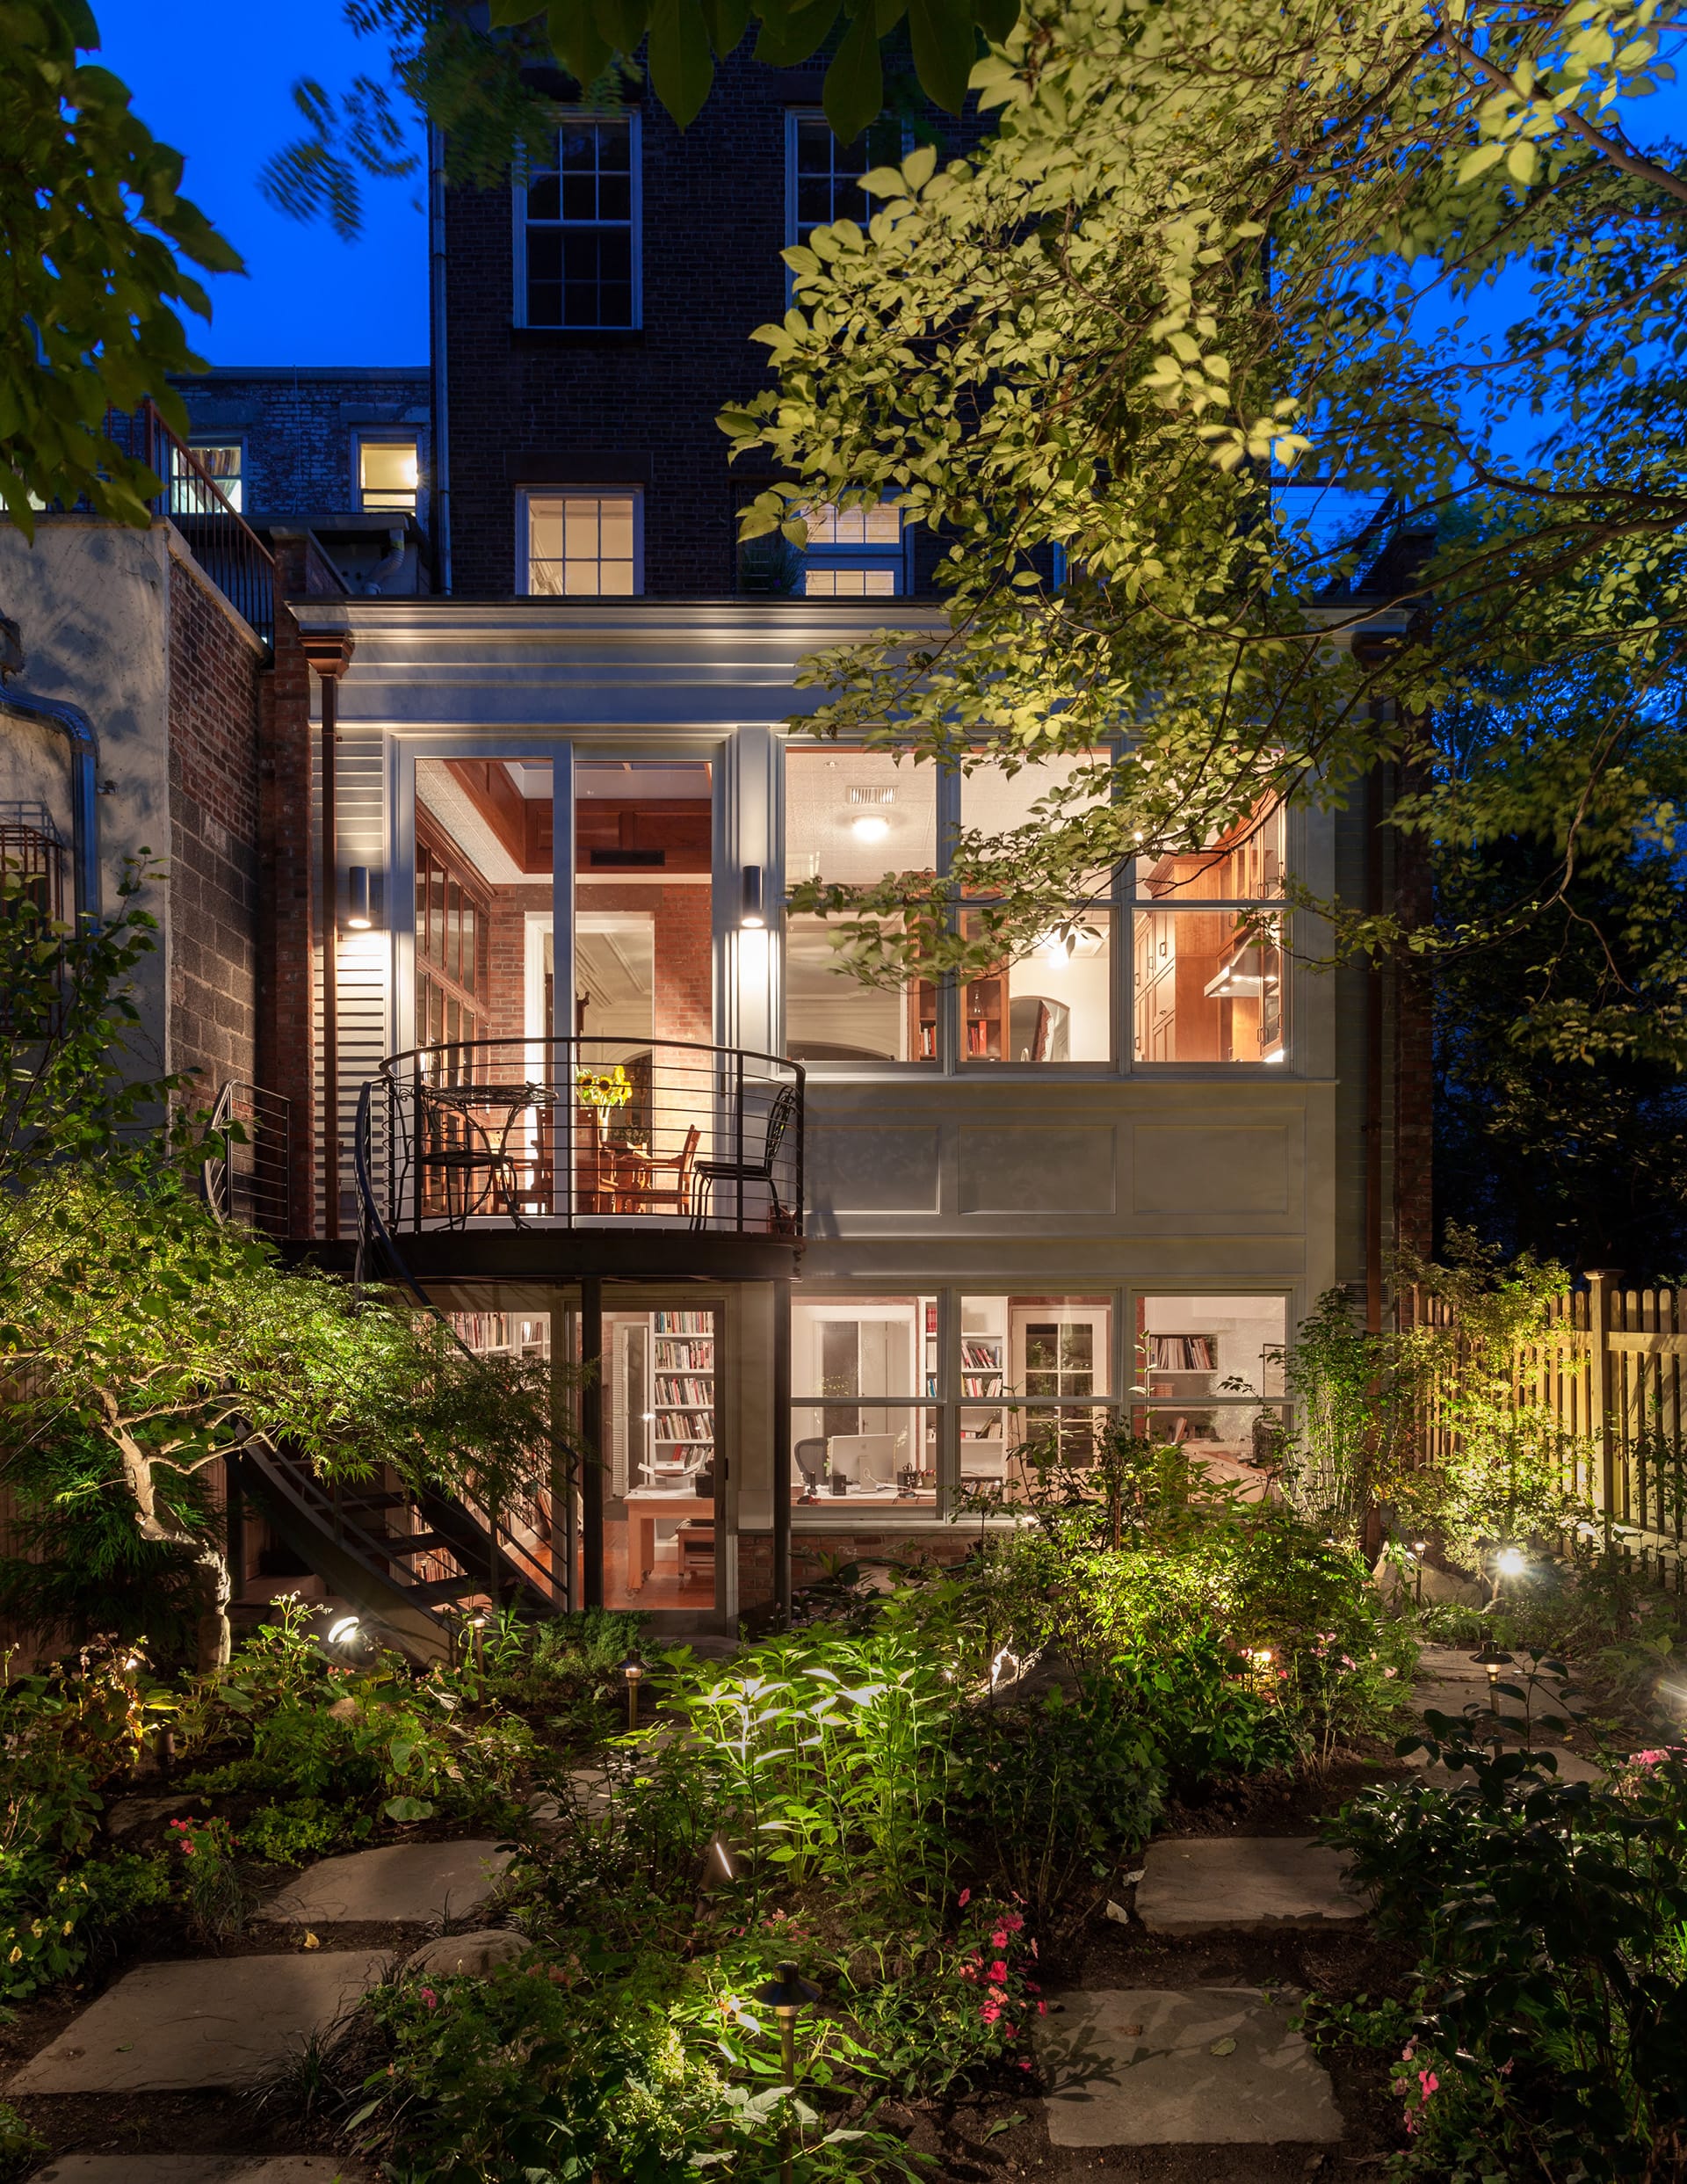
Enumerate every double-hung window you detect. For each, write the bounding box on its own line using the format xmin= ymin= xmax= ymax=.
xmin=358 ymin=438 xmax=418 ymax=512
xmin=797 ymin=500 xmax=907 ymax=596
xmin=786 ymin=112 xmax=906 ymax=252
xmin=519 ymin=114 xmax=640 ymax=330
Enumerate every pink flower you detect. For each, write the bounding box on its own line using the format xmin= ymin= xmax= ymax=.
xmin=989 ymin=1960 xmax=1008 ymax=1981
xmin=1018 ymin=2057 xmax=1032 ymax=2071
xmin=990 ymin=1928 xmax=1009 ymax=1948
xmin=981 ymin=2000 xmax=1002 ymax=2024
xmin=1037 ymin=2000 xmax=1047 ymax=2016
xmin=1002 ymin=1912 xmax=1025 ymax=1932
xmin=1418 ymin=2071 xmax=1438 ymax=2099
xmin=1384 ymin=1666 xmax=1398 ymax=1679
xmin=1633 ymin=1749 xmax=1670 ymax=1767
xmin=958 ymin=1888 xmax=971 ymax=1908
xmin=419 ymin=1987 xmax=438 ymax=2011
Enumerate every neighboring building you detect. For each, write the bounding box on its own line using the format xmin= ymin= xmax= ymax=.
xmin=168 ymin=366 xmax=434 ymax=597
xmin=0 ymin=56 xmax=1430 ymax=1651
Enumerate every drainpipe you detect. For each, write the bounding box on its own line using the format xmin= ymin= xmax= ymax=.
xmin=299 ymin=631 xmax=356 ymax=1241
xmin=428 ymin=121 xmax=453 ymax=596
xmin=0 ymin=687 xmax=102 ymax=920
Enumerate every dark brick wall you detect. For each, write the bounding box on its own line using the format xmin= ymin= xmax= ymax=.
xmin=170 ymin=369 xmax=432 ymax=527
xmin=445 ymin=57 xmax=991 ymax=597
xmin=167 ymin=554 xmax=263 ymax=1096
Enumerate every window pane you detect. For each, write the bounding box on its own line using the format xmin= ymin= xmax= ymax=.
xmin=360 ymin=439 xmax=417 ymax=512
xmin=786 ymin=915 xmax=935 ymax=1062
xmin=173 ymin=442 xmax=243 ymax=515
xmin=962 ymin=751 xmax=1115 ymax=890
xmin=1133 ymin=797 xmax=1285 ymax=901
xmin=790 ymin=114 xmax=904 ymax=249
xmin=526 ymin=171 xmax=560 ymax=220
xmin=803 ymin=566 xmax=897 ymax=596
xmin=791 ymin=1405 xmax=938 ymax=1506
xmin=959 ymin=911 xmax=1111 ymax=1063
xmin=1133 ymin=1293 xmax=1288 ymax=1481
xmin=1133 ymin=909 xmax=1285 ymax=1063
xmin=785 ymin=744 xmax=937 ymax=887
xmin=527 ymin=492 xmax=639 ymax=598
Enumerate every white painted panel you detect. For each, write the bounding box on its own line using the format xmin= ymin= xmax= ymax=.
xmin=1131 ymin=1124 xmax=1292 ymax=1215
xmin=808 ymin=1125 xmax=941 ymax=1214
xmin=957 ymin=1126 xmax=1116 ymax=1214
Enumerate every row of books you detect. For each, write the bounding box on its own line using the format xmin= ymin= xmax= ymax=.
xmin=1148 ymin=1334 xmax=1217 ymax=1370
xmin=961 ymin=1339 xmax=1003 ymax=1369
xmin=655 ymin=1310 xmax=713 ymax=1336
xmin=655 ymin=1340 xmax=712 ymax=1369
xmin=655 ymin=1412 xmax=714 ymax=1443
xmin=655 ymin=1377 xmax=713 ymax=1407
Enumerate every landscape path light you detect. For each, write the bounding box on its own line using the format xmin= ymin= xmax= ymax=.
xmin=1473 ymin=1642 xmax=1515 ymax=1739
xmin=754 ymin=1958 xmax=822 ymax=2184
xmin=619 ymin=1650 xmax=647 ymax=1733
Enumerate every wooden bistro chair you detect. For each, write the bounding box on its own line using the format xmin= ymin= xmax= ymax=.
xmin=624 ymin=1123 xmax=699 ymax=1217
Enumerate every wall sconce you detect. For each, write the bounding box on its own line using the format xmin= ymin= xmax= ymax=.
xmin=741 ymin=865 xmax=765 ymax=929
xmin=346 ymin=866 xmax=373 ymax=930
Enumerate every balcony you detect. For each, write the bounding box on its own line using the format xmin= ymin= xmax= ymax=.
xmin=355 ymin=1037 xmax=804 ymax=1284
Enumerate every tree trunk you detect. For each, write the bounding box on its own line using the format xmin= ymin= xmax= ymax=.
xmin=194 ymin=1536 xmax=233 ymax=1673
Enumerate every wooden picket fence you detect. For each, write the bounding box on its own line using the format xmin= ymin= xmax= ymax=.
xmin=1408 ymin=1275 xmax=1687 ymax=1585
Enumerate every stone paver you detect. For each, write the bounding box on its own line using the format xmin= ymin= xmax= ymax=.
xmin=1134 ymin=1839 xmax=1362 ymax=1934
xmin=1038 ymin=1986 xmax=1343 ymax=2146
xmin=7 ymin=1953 xmax=388 ymax=2093
xmin=261 ymin=1841 xmax=512 ymax=1926
xmin=27 ymin=2161 xmax=371 ymax=2183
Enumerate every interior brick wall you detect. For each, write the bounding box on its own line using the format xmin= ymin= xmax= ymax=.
xmin=481 ymin=882 xmax=713 ymax=1043
xmin=166 ymin=553 xmax=263 ymax=1098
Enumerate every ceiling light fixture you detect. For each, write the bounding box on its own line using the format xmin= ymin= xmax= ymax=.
xmin=851 ymin=815 xmax=890 ymax=843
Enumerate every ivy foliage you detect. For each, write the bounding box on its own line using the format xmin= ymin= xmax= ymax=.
xmin=715 ymin=0 xmax=1687 ymax=1051
xmin=1 ymin=0 xmax=241 ymax=534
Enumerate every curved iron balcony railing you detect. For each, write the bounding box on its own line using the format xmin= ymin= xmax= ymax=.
xmin=358 ymin=1037 xmax=804 ymax=1238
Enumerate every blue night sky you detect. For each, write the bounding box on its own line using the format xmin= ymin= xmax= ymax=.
xmin=92 ymin=0 xmax=430 ymax=366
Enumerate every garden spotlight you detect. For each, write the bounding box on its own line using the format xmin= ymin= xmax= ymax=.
xmin=1495 ymin=1548 xmax=1527 ymax=1578
xmin=754 ymin=1959 xmax=822 ymax=2184
xmin=327 ymin=1614 xmax=362 ymax=1648
xmin=699 ymin=1832 xmax=741 ymax=1887
xmin=619 ymin=1651 xmax=646 ymax=1732
xmin=1473 ymin=1643 xmax=1514 ymax=1731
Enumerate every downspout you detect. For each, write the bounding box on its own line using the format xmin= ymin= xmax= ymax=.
xmin=0 ymin=688 xmax=102 ymax=919
xmin=428 ymin=121 xmax=453 ymax=596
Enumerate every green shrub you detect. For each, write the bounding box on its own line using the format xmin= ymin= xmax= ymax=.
xmin=1311 ymin=1738 xmax=1687 ymax=2180
xmin=242 ymin=1796 xmax=372 ymax=1865
xmin=0 ymin=2101 xmax=47 ymax=2184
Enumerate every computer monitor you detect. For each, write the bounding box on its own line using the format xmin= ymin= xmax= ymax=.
xmin=826 ymin=1433 xmax=898 ymax=1485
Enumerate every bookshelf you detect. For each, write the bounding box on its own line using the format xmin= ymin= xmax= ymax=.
xmin=652 ymin=1309 xmax=714 ymax=1461
xmin=959 ymin=1300 xmax=1007 ymax=1475
xmin=963 ymin=971 xmax=1004 ymax=1061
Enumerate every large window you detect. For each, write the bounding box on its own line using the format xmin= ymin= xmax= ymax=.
xmin=415 ymin=829 xmax=487 ymax=1057
xmin=1132 ymin=801 xmax=1286 ymax=1063
xmin=520 ymin=115 xmax=639 ymax=330
xmin=521 ymin=490 xmax=641 ymax=596
xmin=788 ymin=1288 xmax=1292 ymax=1520
xmin=785 ymin=747 xmax=938 ymax=1063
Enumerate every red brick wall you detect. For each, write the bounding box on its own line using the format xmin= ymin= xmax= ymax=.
xmin=167 ymin=553 xmax=262 ymax=1097
xmin=738 ymin=1527 xmax=973 ymax=1611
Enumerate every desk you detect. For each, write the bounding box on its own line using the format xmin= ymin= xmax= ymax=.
xmin=623 ymin=1489 xmax=713 ymax=1593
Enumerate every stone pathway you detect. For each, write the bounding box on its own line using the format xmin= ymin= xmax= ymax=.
xmin=1038 ymin=1986 xmax=1343 ymax=2147
xmin=1135 ymin=1837 xmax=1362 ymax=1936
xmin=261 ymin=1839 xmax=512 ymax=1926
xmin=1408 ymin=1642 xmax=1604 ymax=1781
xmin=8 ymin=1953 xmax=389 ymax=2093
xmin=11 ymin=1838 xmax=524 ymax=2179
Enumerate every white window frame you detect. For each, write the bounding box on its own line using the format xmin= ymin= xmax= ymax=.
xmin=515 ymin=486 xmax=645 ymax=597
xmin=795 ymin=497 xmax=910 ymax=597
xmin=513 ymin=110 xmax=643 ymax=331
xmin=354 ymin=432 xmax=420 ymax=515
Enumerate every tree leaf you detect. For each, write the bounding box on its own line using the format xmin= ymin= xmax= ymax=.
xmin=907 ymin=0 xmax=975 ymax=113
xmin=754 ymin=0 xmax=843 ymax=68
xmin=547 ymin=0 xmax=615 ymax=83
xmin=649 ymin=0 xmax=716 ymax=127
xmin=823 ymin=0 xmax=887 ymax=143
